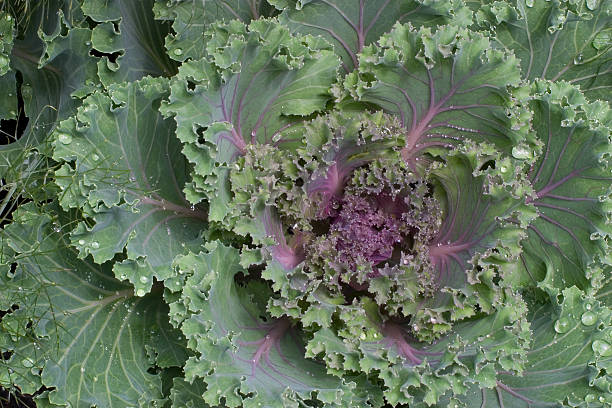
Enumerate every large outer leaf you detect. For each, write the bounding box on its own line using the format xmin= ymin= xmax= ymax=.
xmin=453 ymin=286 xmax=611 ymax=407
xmin=513 ymin=82 xmax=612 ymax=298
xmin=424 ymin=146 xmax=535 ymax=319
xmin=83 ymin=0 xmax=178 ymax=87
xmin=277 ymin=0 xmax=472 ymax=72
xmin=161 ymin=19 xmax=340 ymax=222
xmin=0 ymin=3 xmax=97 ymax=176
xmin=473 ymin=0 xmax=612 ymax=103
xmin=169 ymin=243 xmax=381 ymax=408
xmin=0 ymin=203 xmax=188 ymax=407
xmin=304 ymin=291 xmax=530 ymax=406
xmin=345 ymin=23 xmax=533 ymax=168
xmin=153 ymin=0 xmax=278 ymax=62
xmin=52 ymin=77 xmax=207 ymax=296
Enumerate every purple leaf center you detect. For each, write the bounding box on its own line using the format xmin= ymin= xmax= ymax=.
xmin=332 ymin=194 xmax=402 ymax=269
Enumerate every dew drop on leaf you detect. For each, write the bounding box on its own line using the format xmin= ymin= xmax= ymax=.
xmin=174 ymin=48 xmax=183 ymax=56
xmin=587 ymin=0 xmax=600 ymax=10
xmin=78 ymin=239 xmax=85 ymax=245
xmin=592 ymin=340 xmax=612 ymax=356
xmin=58 ymin=134 xmax=72 ymax=145
xmin=525 ymin=0 xmax=534 ymax=6
xmin=21 ymin=358 xmax=34 ymax=368
xmin=90 ymin=241 xmax=100 ymax=249
xmin=573 ymin=54 xmax=584 ymax=64
xmin=581 ymin=312 xmax=596 ymax=326
xmin=511 ymin=146 xmax=532 ymax=160
xmin=91 ymin=154 xmax=100 ymax=162
xmin=140 ymin=276 xmax=149 ymax=283
xmin=553 ymin=317 xmax=571 ymax=333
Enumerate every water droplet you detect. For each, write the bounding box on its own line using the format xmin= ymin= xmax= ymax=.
xmin=85 ymin=41 xmax=91 ymax=46
xmin=80 ymin=367 xmax=85 ymax=373
xmin=581 ymin=312 xmax=596 ymax=326
xmin=91 ymin=154 xmax=100 ymax=162
xmin=500 ymin=165 xmax=508 ymax=173
xmin=592 ymin=340 xmax=612 ymax=356
xmin=139 ymin=276 xmax=149 ymax=283
xmin=90 ymin=241 xmax=100 ymax=249
xmin=525 ymin=0 xmax=534 ymax=6
xmin=511 ymin=146 xmax=532 ymax=160
xmin=22 ymin=358 xmax=34 ymax=368
xmin=585 ymin=394 xmax=595 ymax=402
xmin=173 ymin=48 xmax=183 ymax=56
xmin=584 ymin=303 xmax=592 ymax=310
xmin=58 ymin=133 xmax=72 ymax=144
xmin=136 ymin=288 xmax=146 ymax=297
xmin=573 ymin=53 xmax=584 ymax=64
xmin=587 ymin=0 xmax=600 ymax=10
xmin=359 ymin=333 xmax=366 ymax=340
xmin=554 ymin=317 xmax=571 ymax=333
xmin=78 ymin=239 xmax=85 ymax=245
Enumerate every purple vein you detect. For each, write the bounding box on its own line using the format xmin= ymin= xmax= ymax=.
xmin=142 ymin=214 xmax=182 ymax=249
xmin=384 ymin=82 xmax=418 ymax=131
xmin=454 ymin=84 xmax=501 ymax=94
xmin=544 ymin=194 xmax=596 ymax=202
xmin=290 ymin=19 xmax=358 ymax=69
xmin=539 ymin=213 xmax=586 ymax=252
xmin=118 ymin=208 xmax=161 ymax=244
xmin=164 ymin=135 xmax=187 ymax=205
xmin=541 ymin=31 xmax=560 ymax=79
xmin=321 ymin=0 xmax=358 ymax=32
xmin=546 ymin=126 xmax=576 ymax=189
xmin=532 ymin=168 xmax=585 ymax=201
xmin=139 ymin=196 xmax=207 ymax=220
xmin=229 ymin=72 xmax=242 ymax=124
xmin=251 ymin=80 xmax=287 ymax=143
xmin=357 ymin=0 xmax=365 ymax=52
xmin=532 ymin=108 xmax=553 ymax=185
xmin=398 ymin=4 xmax=423 ymax=21
xmin=535 ymin=202 xmax=596 ymax=227
xmin=237 ymin=59 xmax=274 ymax=139
xmin=364 ymin=0 xmax=392 ymax=38
xmin=496 ymin=381 xmax=536 ymax=405
xmin=438 ymin=104 xmax=499 ymax=113
xmin=219 ymin=80 xmax=246 ymax=153
xmin=220 ymin=1 xmax=243 ymax=21
xmin=427 ymin=69 xmax=436 ymax=112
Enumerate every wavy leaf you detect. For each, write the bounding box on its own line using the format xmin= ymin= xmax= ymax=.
xmin=52 ymin=76 xmax=207 ymax=296
xmin=83 ymin=0 xmax=178 ymax=87
xmin=0 ymin=3 xmax=97 ymax=177
xmin=153 ymin=0 xmax=278 ymax=62
xmin=278 ymin=0 xmax=472 ymax=72
xmin=0 ymin=203 xmax=187 ymax=407
xmin=161 ymin=18 xmax=339 ymax=222
xmin=514 ymin=82 xmax=612 ymax=298
xmin=454 ymin=286 xmax=612 ymax=407
xmin=346 ymin=23 xmax=532 ymax=168
xmin=474 ymin=0 xmax=612 ymax=103
xmin=170 ymin=243 xmax=380 ymax=408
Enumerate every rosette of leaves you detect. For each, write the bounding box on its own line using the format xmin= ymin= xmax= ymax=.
xmin=0 ymin=0 xmax=610 ymax=407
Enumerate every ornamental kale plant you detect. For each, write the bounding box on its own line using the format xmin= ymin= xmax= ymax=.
xmin=0 ymin=0 xmax=610 ymax=407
